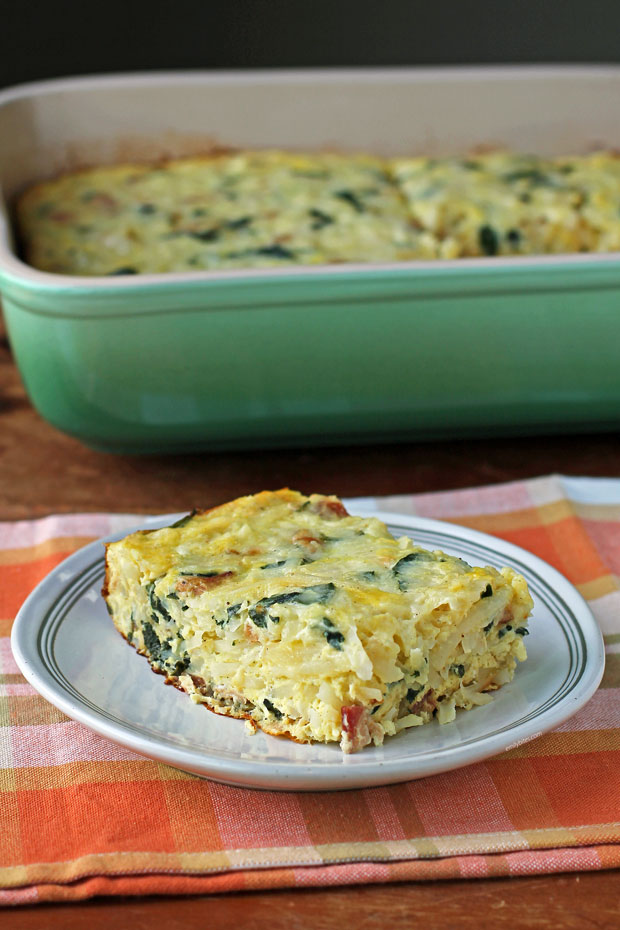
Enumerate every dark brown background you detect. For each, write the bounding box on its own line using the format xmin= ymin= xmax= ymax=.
xmin=3 ymin=0 xmax=620 ymax=90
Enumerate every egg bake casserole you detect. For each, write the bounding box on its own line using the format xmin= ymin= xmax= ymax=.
xmin=16 ymin=149 xmax=620 ymax=275
xmin=102 ymin=489 xmax=533 ymax=753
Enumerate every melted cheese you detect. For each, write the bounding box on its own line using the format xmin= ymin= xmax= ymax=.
xmin=18 ymin=149 xmax=620 ymax=276
xmin=103 ymin=489 xmax=533 ymax=752
xmin=391 ymin=151 xmax=620 ymax=258
xmin=17 ymin=152 xmax=419 ymax=274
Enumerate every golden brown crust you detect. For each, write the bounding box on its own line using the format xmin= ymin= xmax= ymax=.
xmin=101 ymin=543 xmax=111 ymax=600
xmin=99 ymin=493 xmax=295 ymax=602
xmin=16 ymin=149 xmax=240 ymax=211
xmin=175 ymin=572 xmax=234 ymax=595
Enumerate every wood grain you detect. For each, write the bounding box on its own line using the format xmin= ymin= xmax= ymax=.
xmin=8 ymin=873 xmax=620 ymax=929
xmin=0 ymin=324 xmax=619 ymax=519
xmin=1 ymin=318 xmax=618 ymax=923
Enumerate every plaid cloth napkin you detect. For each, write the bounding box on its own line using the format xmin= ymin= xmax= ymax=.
xmin=1 ymin=475 xmax=618 ymax=905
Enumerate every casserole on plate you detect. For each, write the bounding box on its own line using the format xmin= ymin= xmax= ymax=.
xmin=103 ymin=489 xmax=533 ymax=752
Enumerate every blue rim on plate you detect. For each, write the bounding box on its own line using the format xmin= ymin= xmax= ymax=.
xmin=11 ymin=511 xmax=605 ymax=791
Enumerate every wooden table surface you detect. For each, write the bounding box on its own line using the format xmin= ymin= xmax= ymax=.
xmin=2 ymin=328 xmax=619 ymax=927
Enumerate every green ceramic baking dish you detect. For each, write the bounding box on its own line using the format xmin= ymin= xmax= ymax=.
xmin=1 ymin=67 xmax=620 ymax=453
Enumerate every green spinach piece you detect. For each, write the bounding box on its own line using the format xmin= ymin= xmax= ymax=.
xmin=392 ymin=551 xmax=433 ymax=590
xmin=407 ymin=685 xmax=423 ymax=701
xmin=142 ymin=620 xmax=165 ymax=663
xmin=258 ymin=584 xmax=336 ymax=609
xmin=478 ymin=225 xmax=498 ymax=256
xmin=178 ymin=571 xmax=220 ymax=577
xmin=147 ymin=582 xmax=173 ymax=624
xmin=334 ymin=189 xmax=366 ymax=212
xmin=127 ymin=611 xmax=135 ymax=643
xmin=359 ymin=570 xmax=377 ymax=582
xmin=168 ymin=654 xmax=191 ymax=676
xmin=503 ymin=168 xmax=550 ymax=185
xmin=168 ymin=510 xmax=198 ymax=529
xmin=188 ymin=228 xmax=220 ymax=242
xmin=320 ymin=617 xmax=344 ymax=650
xmin=263 ymin=698 xmax=283 ymax=719
xmin=309 ymin=208 xmax=334 ymax=229
xmin=255 ymin=244 xmax=296 ymax=259
xmin=226 ymin=216 xmax=252 ymax=230
xmin=248 ymin=607 xmax=268 ymax=629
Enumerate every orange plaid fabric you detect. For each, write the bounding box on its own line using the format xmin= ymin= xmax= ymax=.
xmin=1 ymin=475 xmax=618 ymax=905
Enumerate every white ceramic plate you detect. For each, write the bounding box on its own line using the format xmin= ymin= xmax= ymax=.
xmin=11 ymin=510 xmax=604 ymax=791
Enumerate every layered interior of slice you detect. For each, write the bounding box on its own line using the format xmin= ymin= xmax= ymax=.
xmin=103 ymin=489 xmax=533 ymax=752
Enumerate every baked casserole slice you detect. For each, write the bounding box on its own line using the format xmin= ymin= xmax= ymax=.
xmin=102 ymin=489 xmax=533 ymax=753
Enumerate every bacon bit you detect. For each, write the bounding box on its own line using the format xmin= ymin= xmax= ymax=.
xmin=314 ymin=498 xmax=349 ymax=519
xmin=176 ymin=572 xmax=233 ymax=596
xmin=340 ymin=705 xmax=372 ymax=753
xmin=49 ymin=210 xmax=74 ymax=223
xmin=244 ymin=622 xmax=260 ymax=643
xmin=341 ymin=705 xmax=365 ymax=732
xmin=499 ymin=606 xmax=514 ymax=626
xmin=214 ymin=684 xmax=247 ymax=701
xmin=190 ymin=675 xmax=208 ymax=693
xmin=90 ymin=192 xmax=118 ymax=211
xmin=410 ymin=690 xmax=437 ymax=715
xmin=292 ymin=531 xmax=322 ymax=553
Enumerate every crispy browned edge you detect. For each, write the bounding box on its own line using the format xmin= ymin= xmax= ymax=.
xmin=14 ymin=147 xmax=240 ymax=268
xmin=122 ymin=629 xmax=312 ymax=746
xmin=20 ymin=145 xmax=620 ymax=211
xmin=17 ymin=147 xmax=236 ymax=207
xmin=100 ymin=489 xmax=325 ymax=747
xmin=101 ymin=496 xmax=229 ymax=600
xmin=101 ymin=488 xmax=303 ymax=598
